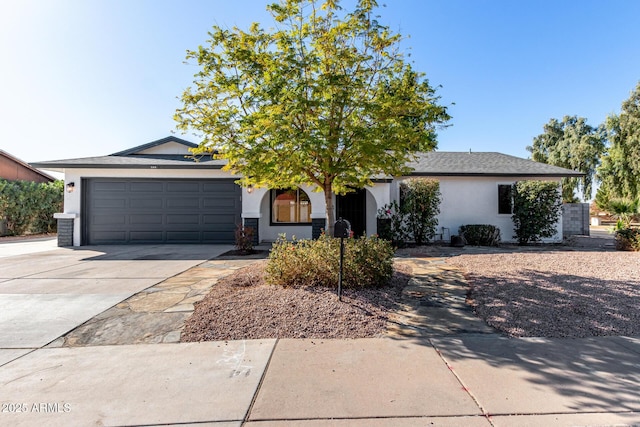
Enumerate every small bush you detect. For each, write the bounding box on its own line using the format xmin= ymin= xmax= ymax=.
xmin=235 ymin=224 xmax=255 ymax=254
xmin=376 ymin=200 xmax=408 ymax=246
xmin=459 ymin=224 xmax=501 ymax=246
xmin=615 ymin=228 xmax=640 ymax=251
xmin=265 ymin=234 xmax=394 ymax=288
xmin=377 ymin=178 xmax=441 ymax=246
xmin=400 ymin=178 xmax=441 ymax=245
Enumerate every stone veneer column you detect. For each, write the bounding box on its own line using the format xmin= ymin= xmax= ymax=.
xmin=312 ymin=218 xmax=326 ymax=239
xmin=57 ymin=219 xmax=73 ymax=247
xmin=53 ymin=213 xmax=78 ymax=247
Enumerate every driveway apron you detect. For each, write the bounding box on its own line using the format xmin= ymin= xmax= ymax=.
xmin=0 ymin=244 xmax=232 ymax=350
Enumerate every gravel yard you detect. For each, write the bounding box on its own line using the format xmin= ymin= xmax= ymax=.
xmin=182 ymin=232 xmax=640 ymax=340
xmin=447 ymin=249 xmax=640 ymax=338
xmin=180 ymin=261 xmax=411 ymax=341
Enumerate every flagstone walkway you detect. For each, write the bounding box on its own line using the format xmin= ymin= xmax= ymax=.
xmin=60 ymin=259 xmax=259 ymax=347
xmin=386 ymin=257 xmax=499 ymax=338
xmin=58 ymin=254 xmax=492 ymax=347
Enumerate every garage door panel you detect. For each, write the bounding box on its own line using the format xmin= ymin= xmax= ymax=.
xmin=94 ymin=198 xmax=127 ymax=209
xmin=130 ymin=198 xmax=163 ymax=209
xmin=85 ymin=179 xmax=240 ymax=244
xmin=167 ymin=182 xmax=200 ymax=192
xmin=130 ymin=214 xmax=163 ymax=225
xmin=130 ymin=182 xmax=163 ymax=192
xmin=202 ymin=198 xmax=237 ymax=209
xmin=92 ymin=215 xmax=127 ymax=225
xmin=203 ymin=182 xmax=237 ymax=192
xmin=94 ymin=182 xmax=127 ymax=192
xmin=203 ymin=214 xmax=238 ymax=225
xmin=166 ymin=198 xmax=200 ymax=208
xmin=166 ymin=214 xmax=200 ymax=225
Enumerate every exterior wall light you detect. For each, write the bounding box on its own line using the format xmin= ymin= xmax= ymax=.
xmin=246 ymin=184 xmax=253 ymax=194
xmin=66 ymin=182 xmax=75 ymax=193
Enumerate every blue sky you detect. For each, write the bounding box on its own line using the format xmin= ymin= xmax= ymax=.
xmin=1 ymin=0 xmax=639 ymax=166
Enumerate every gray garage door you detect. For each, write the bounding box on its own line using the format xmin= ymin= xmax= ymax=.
xmin=84 ymin=178 xmax=241 ymax=244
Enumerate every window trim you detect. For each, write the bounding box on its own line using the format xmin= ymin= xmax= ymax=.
xmin=270 ymin=188 xmax=312 ymax=226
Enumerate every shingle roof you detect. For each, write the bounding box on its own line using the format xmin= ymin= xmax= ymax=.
xmin=32 ymin=136 xmax=582 ymax=178
xmin=31 ymin=154 xmax=226 ymax=170
xmin=31 ymin=136 xmax=225 ymax=170
xmin=407 ymin=152 xmax=583 ymax=177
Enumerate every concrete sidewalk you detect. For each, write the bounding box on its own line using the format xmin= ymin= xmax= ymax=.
xmin=1 ymin=336 xmax=639 ymax=426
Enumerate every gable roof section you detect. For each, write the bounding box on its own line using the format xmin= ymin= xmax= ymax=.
xmin=407 ymin=152 xmax=583 ymax=177
xmin=110 ymin=136 xmax=198 ymax=156
xmin=31 ymin=136 xmax=226 ymax=170
xmin=0 ymin=150 xmax=55 ymax=182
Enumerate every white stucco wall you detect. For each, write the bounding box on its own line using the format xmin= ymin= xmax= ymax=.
xmin=394 ymin=176 xmax=563 ymax=243
xmin=243 ymin=182 xmax=391 ymax=242
xmin=60 ymin=164 xmax=563 ymax=246
xmin=136 ymin=142 xmax=193 ymax=155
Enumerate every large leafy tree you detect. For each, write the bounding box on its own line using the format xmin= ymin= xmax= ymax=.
xmin=175 ymin=0 xmax=450 ymax=234
xmin=527 ymin=115 xmax=606 ymax=202
xmin=598 ymin=82 xmax=640 ymax=200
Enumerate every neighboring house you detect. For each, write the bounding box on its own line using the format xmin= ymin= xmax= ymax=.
xmin=32 ymin=136 xmax=582 ymax=247
xmin=0 ymin=150 xmax=55 ymax=183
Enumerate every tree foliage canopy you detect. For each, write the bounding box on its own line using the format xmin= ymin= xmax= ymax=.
xmin=527 ymin=115 xmax=605 ymax=202
xmin=175 ymin=0 xmax=450 ymax=231
xmin=598 ymin=82 xmax=640 ymax=200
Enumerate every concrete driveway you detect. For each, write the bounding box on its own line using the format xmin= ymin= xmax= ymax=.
xmin=0 ymin=240 xmax=232 ymax=350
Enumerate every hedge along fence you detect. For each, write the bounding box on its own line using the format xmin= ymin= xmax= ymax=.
xmin=0 ymin=179 xmax=64 ymax=236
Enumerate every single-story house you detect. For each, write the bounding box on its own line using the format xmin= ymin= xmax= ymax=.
xmin=1 ymin=150 xmax=55 ymax=183
xmin=32 ymin=136 xmax=583 ymax=247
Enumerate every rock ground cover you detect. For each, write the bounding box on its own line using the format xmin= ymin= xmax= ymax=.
xmin=184 ymin=235 xmax=639 ymax=341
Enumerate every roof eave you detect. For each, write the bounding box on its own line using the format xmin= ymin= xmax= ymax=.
xmin=30 ymin=163 xmax=226 ymax=170
xmin=409 ymin=172 xmax=585 ymax=178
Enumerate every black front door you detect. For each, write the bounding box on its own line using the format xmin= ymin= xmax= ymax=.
xmin=336 ymin=189 xmax=366 ymax=237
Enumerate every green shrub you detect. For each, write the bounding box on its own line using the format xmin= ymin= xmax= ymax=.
xmin=400 ymin=178 xmax=441 ymax=245
xmin=377 ymin=178 xmax=441 ymax=246
xmin=615 ymin=227 xmax=640 ymax=251
xmin=459 ymin=224 xmax=501 ymax=246
xmin=31 ymin=180 xmax=64 ymax=233
xmin=235 ymin=224 xmax=255 ymax=254
xmin=0 ymin=179 xmax=63 ymax=235
xmin=607 ymin=198 xmax=639 ymax=229
xmin=512 ymin=181 xmax=563 ymax=245
xmin=376 ymin=200 xmax=408 ymax=246
xmin=265 ymin=234 xmax=394 ymax=288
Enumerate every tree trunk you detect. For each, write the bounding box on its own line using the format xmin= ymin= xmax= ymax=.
xmin=324 ymin=181 xmax=335 ymax=237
